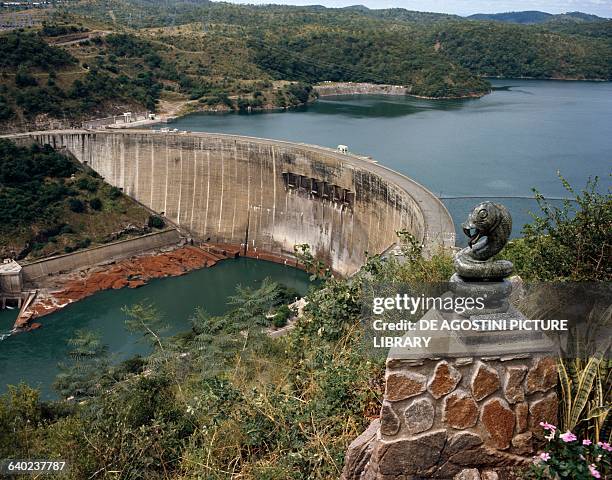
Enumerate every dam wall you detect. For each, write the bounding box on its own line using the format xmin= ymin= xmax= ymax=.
xmin=6 ymin=130 xmax=454 ymax=276
xmin=20 ymin=229 xmax=182 ymax=283
xmin=315 ymin=82 xmax=410 ymax=97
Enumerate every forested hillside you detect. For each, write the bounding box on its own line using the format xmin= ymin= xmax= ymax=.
xmin=0 ymin=0 xmax=609 ymax=131
xmin=432 ymin=22 xmax=611 ymax=78
xmin=0 ymin=139 xmax=153 ymax=260
xmin=0 ymin=31 xmax=163 ymax=130
xmin=467 ymin=10 xmax=606 ymax=24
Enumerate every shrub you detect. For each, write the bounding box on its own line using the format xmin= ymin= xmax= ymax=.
xmin=504 ymin=176 xmax=611 ymax=281
xmin=76 ymin=176 xmax=98 ymax=192
xmin=76 ymin=238 xmax=91 ymax=249
xmin=528 ymin=423 xmax=611 ymax=479
xmin=15 ymin=68 xmax=38 ymax=87
xmin=0 ymin=32 xmax=75 ymax=69
xmin=108 ymin=186 xmax=122 ymax=199
xmin=147 ymin=215 xmax=165 ymax=229
xmin=68 ymin=198 xmax=85 ymax=213
xmin=40 ymin=24 xmax=85 ymax=37
xmin=0 ymin=384 xmax=42 ymax=457
xmin=89 ymin=197 xmax=102 ymax=210
xmin=272 ymin=304 xmax=292 ymax=328
xmin=0 ymin=95 xmax=13 ymax=120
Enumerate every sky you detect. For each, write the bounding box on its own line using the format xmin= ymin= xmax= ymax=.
xmin=223 ymin=0 xmax=612 ymax=17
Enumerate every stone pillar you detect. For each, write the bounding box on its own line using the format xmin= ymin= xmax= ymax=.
xmin=342 ymin=202 xmax=559 ymax=479
xmin=343 ymin=351 xmax=558 ymax=479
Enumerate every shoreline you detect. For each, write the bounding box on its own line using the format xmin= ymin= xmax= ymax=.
xmin=148 ymin=82 xmax=489 ymax=128
xmin=152 ymin=84 xmax=485 ymax=128
xmin=155 ymin=76 xmax=609 ymax=127
xmin=483 ymin=75 xmax=609 ymax=82
xmin=313 ymin=82 xmax=489 ymax=100
xmin=3 ymin=77 xmax=608 ymax=133
xmin=12 ymin=243 xmax=304 ymax=333
xmin=13 ymin=244 xmax=218 ymax=332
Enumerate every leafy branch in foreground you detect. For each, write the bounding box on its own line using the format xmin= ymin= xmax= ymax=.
xmin=123 ymin=302 xmax=168 ymax=351
xmin=53 ymin=330 xmax=110 ymax=399
xmin=504 ymin=175 xmax=611 ymax=281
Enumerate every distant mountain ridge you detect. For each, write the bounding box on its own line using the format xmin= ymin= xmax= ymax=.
xmin=467 ymin=10 xmax=606 ymax=24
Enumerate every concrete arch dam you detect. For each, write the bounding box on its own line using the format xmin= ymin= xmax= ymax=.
xmin=6 ymin=130 xmax=455 ymax=276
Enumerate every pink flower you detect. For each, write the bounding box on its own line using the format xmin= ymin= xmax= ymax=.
xmin=560 ymin=431 xmax=577 ymax=442
xmin=589 ymin=464 xmax=601 ymax=479
xmin=539 ymin=452 xmax=551 ymax=462
xmin=583 ymin=439 xmax=593 ymax=446
xmin=597 ymin=442 xmax=612 ymax=452
xmin=539 ymin=422 xmax=556 ymax=432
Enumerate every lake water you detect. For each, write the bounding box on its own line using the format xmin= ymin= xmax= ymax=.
xmin=0 ymin=258 xmax=310 ymax=398
xmin=162 ymin=79 xmax=612 ymax=239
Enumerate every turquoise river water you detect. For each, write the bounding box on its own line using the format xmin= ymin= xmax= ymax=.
xmin=0 ymin=258 xmax=310 ymax=398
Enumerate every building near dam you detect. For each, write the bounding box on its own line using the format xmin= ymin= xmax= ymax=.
xmin=4 ymin=129 xmax=455 ymax=277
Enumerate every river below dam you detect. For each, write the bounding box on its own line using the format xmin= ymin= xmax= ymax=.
xmin=163 ymin=79 xmax=612 ymax=238
xmin=0 ymin=258 xmax=310 ymax=399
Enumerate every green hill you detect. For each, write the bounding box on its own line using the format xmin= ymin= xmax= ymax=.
xmin=0 ymin=1 xmax=609 ymax=131
xmin=467 ymin=10 xmax=606 ymax=24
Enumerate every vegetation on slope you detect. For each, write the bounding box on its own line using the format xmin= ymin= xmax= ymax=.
xmin=0 ymin=1 xmax=609 ymax=130
xmin=433 ymin=22 xmax=612 ymax=79
xmin=0 ymin=31 xmax=166 ymax=130
xmin=0 ymin=139 xmax=153 ymax=260
xmin=247 ymin=27 xmax=489 ymax=98
xmin=0 ymin=235 xmax=453 ymax=478
xmin=66 ymin=0 xmax=610 ymax=83
xmin=466 ymin=11 xmax=607 ymax=25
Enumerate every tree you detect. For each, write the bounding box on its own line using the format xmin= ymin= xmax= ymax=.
xmin=89 ymin=197 xmax=102 ymax=210
xmin=228 ymin=277 xmax=281 ymax=326
xmin=68 ymin=198 xmax=85 ymax=213
xmin=15 ymin=67 xmax=38 ymax=88
xmin=0 ymin=95 xmax=13 ymax=120
xmin=53 ymin=330 xmax=109 ymax=399
xmin=123 ymin=302 xmax=168 ymax=350
xmin=273 ymin=304 xmax=292 ymax=328
xmin=147 ymin=215 xmax=165 ymax=229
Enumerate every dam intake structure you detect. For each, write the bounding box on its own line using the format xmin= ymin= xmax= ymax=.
xmin=4 ymin=130 xmax=455 ymax=276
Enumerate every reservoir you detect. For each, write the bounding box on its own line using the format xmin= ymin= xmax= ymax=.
xmin=0 ymin=258 xmax=310 ymax=398
xmin=162 ymin=79 xmax=612 ymax=237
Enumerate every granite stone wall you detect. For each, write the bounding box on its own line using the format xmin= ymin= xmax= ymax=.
xmin=343 ymin=354 xmax=558 ymax=479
